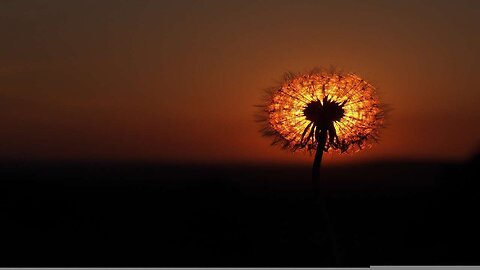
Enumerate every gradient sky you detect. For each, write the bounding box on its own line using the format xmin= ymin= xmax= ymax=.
xmin=1 ymin=0 xmax=479 ymax=164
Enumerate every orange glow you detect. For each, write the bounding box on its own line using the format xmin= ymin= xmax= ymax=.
xmin=2 ymin=1 xmax=479 ymax=163
xmin=262 ymin=71 xmax=384 ymax=154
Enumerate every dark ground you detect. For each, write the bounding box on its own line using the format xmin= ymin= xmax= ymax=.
xmin=1 ymin=156 xmax=479 ymax=267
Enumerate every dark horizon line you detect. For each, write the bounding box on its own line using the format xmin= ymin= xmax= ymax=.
xmin=0 ymin=156 xmax=475 ymax=168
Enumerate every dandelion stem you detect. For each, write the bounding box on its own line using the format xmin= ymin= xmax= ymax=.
xmin=312 ymin=130 xmax=327 ymax=195
xmin=312 ymin=129 xmax=342 ymax=265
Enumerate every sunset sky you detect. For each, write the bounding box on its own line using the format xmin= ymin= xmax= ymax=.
xmin=1 ymin=0 xmax=479 ymax=164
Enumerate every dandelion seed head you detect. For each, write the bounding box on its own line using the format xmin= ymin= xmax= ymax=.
xmin=260 ymin=69 xmax=385 ymax=153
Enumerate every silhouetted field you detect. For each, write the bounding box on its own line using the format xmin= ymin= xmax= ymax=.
xmin=1 ymin=158 xmax=479 ymax=267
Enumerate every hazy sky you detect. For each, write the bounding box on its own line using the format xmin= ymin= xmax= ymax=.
xmin=1 ymin=0 xmax=479 ymax=164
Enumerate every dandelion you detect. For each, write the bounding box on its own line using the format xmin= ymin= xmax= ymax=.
xmin=257 ymin=68 xmax=385 ymax=264
xmin=258 ymin=69 xmax=385 ymax=189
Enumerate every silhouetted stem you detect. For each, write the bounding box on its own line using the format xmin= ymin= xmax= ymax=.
xmin=312 ymin=131 xmax=327 ymax=196
xmin=312 ymin=130 xmax=342 ymax=265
